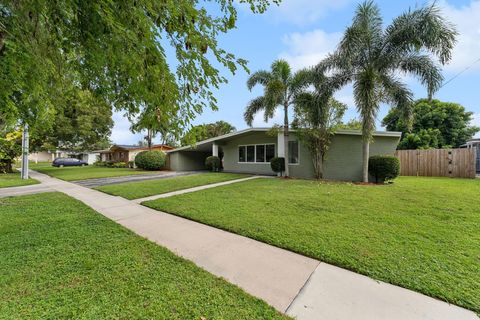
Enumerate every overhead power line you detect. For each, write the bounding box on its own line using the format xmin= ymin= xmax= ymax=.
xmin=440 ymin=57 xmax=480 ymax=89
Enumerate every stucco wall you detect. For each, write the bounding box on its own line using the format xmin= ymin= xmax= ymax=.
xmin=168 ymin=131 xmax=400 ymax=181
xmin=222 ymin=132 xmax=277 ymax=175
xmin=290 ymin=134 xmax=400 ymax=181
xmin=168 ymin=151 xmax=211 ymax=171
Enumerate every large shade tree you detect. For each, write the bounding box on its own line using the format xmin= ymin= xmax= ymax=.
xmin=0 ymin=0 xmax=279 ymax=165
xmin=244 ymin=60 xmax=308 ymax=177
xmin=383 ymin=99 xmax=479 ymax=149
xmin=317 ymin=1 xmax=457 ymax=182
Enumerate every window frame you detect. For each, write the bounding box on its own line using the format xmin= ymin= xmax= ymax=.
xmin=288 ymin=140 xmax=300 ymax=165
xmin=237 ymin=143 xmax=276 ymax=164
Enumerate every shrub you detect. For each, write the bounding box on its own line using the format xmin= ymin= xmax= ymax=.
xmin=368 ymin=155 xmax=400 ymax=183
xmin=205 ymin=156 xmax=221 ymax=172
xmin=127 ymin=161 xmax=135 ymax=168
xmin=94 ymin=161 xmax=106 ymax=167
xmin=112 ymin=162 xmax=127 ymax=168
xmin=134 ymin=151 xmax=166 ymax=170
xmin=270 ymin=157 xmax=285 ymax=176
xmin=105 ymin=161 xmax=115 ymax=167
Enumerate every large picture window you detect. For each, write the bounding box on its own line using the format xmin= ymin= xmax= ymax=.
xmin=238 ymin=144 xmax=275 ymax=163
xmin=288 ymin=140 xmax=299 ymax=164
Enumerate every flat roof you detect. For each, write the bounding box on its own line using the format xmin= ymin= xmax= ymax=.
xmin=169 ymin=127 xmax=402 ymax=153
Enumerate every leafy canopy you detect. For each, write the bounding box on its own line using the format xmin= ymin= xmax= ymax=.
xmin=383 ymin=99 xmax=480 ymax=149
xmin=181 ymin=121 xmax=236 ymax=146
xmin=0 ymin=0 xmax=279 ymax=135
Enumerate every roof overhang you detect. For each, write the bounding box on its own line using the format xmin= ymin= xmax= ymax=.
xmin=168 ymin=128 xmax=402 ymax=153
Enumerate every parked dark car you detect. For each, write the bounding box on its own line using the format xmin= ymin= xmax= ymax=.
xmin=52 ymin=158 xmax=88 ymax=167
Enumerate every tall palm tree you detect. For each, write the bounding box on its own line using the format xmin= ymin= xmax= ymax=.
xmin=245 ymin=59 xmax=308 ymax=177
xmin=317 ymin=1 xmax=457 ymax=182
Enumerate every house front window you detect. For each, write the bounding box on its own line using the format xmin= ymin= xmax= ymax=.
xmin=238 ymin=144 xmax=275 ymax=163
xmin=288 ymin=140 xmax=299 ymax=164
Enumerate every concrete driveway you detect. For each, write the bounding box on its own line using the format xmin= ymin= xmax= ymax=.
xmin=73 ymin=170 xmax=205 ymax=187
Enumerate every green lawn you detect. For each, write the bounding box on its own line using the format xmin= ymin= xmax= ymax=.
xmin=30 ymin=162 xmax=153 ymax=181
xmin=144 ymin=177 xmax=480 ymax=313
xmin=95 ymin=173 xmax=250 ymax=199
xmin=0 ymin=192 xmax=287 ymax=319
xmin=0 ymin=173 xmax=39 ymax=188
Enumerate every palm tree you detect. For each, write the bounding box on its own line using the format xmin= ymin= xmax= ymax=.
xmin=317 ymin=1 xmax=457 ymax=182
xmin=293 ymin=75 xmax=347 ymax=179
xmin=245 ymin=60 xmax=308 ymax=176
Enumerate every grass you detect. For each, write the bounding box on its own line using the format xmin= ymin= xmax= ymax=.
xmin=95 ymin=173 xmax=250 ymax=199
xmin=29 ymin=162 xmax=153 ymax=181
xmin=144 ymin=176 xmax=480 ymax=313
xmin=0 ymin=192 xmax=287 ymax=319
xmin=0 ymin=173 xmax=39 ymax=188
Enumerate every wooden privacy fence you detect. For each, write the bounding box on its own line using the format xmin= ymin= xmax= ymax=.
xmin=395 ymin=148 xmax=477 ymax=179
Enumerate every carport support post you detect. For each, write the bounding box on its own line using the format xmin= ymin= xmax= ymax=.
xmin=212 ymin=143 xmax=219 ymax=157
xmin=277 ymin=133 xmax=285 ymax=176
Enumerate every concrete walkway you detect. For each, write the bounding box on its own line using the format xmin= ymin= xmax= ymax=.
xmin=133 ymin=175 xmax=263 ymax=203
xmin=0 ymin=183 xmax=52 ymax=198
xmin=74 ymin=170 xmax=204 ymax=188
xmin=22 ymin=171 xmax=480 ymax=320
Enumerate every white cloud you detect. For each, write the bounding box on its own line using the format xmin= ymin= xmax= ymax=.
xmin=110 ymin=111 xmax=143 ymax=145
xmin=251 ymin=108 xmax=284 ymax=127
xmin=279 ymin=29 xmax=342 ymax=70
xmin=441 ymin=0 xmax=480 ymax=73
xmin=265 ymin=0 xmax=352 ymax=25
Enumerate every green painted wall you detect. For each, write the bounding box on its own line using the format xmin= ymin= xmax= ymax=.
xmin=289 ymin=134 xmax=400 ymax=181
xmin=221 ymin=133 xmax=277 ymax=175
xmin=168 ymin=131 xmax=400 ymax=181
xmin=168 ymin=151 xmax=211 ymax=171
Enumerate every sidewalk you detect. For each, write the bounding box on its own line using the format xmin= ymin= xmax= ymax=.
xmin=0 ymin=183 xmax=52 ymax=198
xmin=26 ymin=170 xmax=479 ymax=320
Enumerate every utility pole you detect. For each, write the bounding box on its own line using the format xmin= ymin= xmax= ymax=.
xmin=21 ymin=124 xmax=29 ymax=179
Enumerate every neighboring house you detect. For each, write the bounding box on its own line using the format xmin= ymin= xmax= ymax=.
xmin=99 ymin=144 xmax=174 ymax=163
xmin=167 ymin=128 xmax=402 ymax=181
xmin=462 ymin=138 xmax=480 ymax=174
xmin=28 ymin=150 xmax=101 ymax=164
xmin=70 ymin=151 xmax=101 ymax=165
xmin=29 ymin=150 xmax=70 ymax=163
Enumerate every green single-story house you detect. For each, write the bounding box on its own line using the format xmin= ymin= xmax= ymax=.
xmin=166 ymin=128 xmax=401 ymax=181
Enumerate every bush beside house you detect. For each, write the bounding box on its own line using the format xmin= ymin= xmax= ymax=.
xmin=134 ymin=151 xmax=166 ymax=170
xmin=205 ymin=156 xmax=221 ymax=172
xmin=270 ymin=157 xmax=285 ymax=176
xmin=368 ymin=155 xmax=400 ymax=184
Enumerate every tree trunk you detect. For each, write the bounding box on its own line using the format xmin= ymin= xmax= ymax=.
xmin=362 ymin=140 xmax=370 ymax=182
xmin=283 ymin=104 xmax=289 ymax=177
xmin=147 ymin=128 xmax=152 ymax=150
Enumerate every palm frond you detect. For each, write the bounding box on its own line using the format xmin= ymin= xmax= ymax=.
xmin=244 ymin=96 xmax=266 ymax=126
xmin=397 ymin=53 xmax=443 ymax=98
xmin=246 ymin=70 xmax=271 ymax=91
xmin=271 ymin=59 xmax=292 ymax=84
xmin=353 ymin=69 xmax=381 ymax=141
xmin=384 ymin=4 xmax=458 ymax=64
xmin=379 ymin=73 xmax=414 ymax=130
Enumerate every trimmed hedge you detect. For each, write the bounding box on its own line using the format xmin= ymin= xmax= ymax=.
xmin=134 ymin=151 xmax=166 ymax=170
xmin=270 ymin=157 xmax=285 ymax=175
xmin=368 ymin=155 xmax=400 ymax=183
xmin=205 ymin=156 xmax=221 ymax=172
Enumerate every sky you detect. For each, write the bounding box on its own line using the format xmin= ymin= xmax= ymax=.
xmin=111 ymin=0 xmax=480 ymax=145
